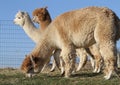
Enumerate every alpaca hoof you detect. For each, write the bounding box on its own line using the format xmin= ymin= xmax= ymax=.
xmin=65 ymin=74 xmax=71 ymax=78
xmin=72 ymin=70 xmax=76 ymax=74
xmin=96 ymin=69 xmax=101 ymax=73
xmin=60 ymin=71 xmax=65 ymax=77
xmin=76 ymin=68 xmax=80 ymax=72
xmin=104 ymin=75 xmax=110 ymax=80
xmin=50 ymin=69 xmax=55 ymax=72
xmin=93 ymin=68 xmax=97 ymax=73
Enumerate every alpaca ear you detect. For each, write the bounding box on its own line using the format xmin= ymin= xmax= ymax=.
xmin=18 ymin=10 xmax=21 ymax=13
xmin=17 ymin=10 xmax=23 ymax=16
xmin=25 ymin=55 xmax=27 ymax=57
xmin=24 ymin=12 xmax=28 ymax=16
xmin=42 ymin=7 xmax=48 ymax=14
xmin=44 ymin=6 xmax=48 ymax=9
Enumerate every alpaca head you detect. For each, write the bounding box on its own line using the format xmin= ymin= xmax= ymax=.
xmin=14 ymin=11 xmax=29 ymax=27
xmin=32 ymin=6 xmax=51 ymax=23
xmin=21 ymin=54 xmax=44 ymax=77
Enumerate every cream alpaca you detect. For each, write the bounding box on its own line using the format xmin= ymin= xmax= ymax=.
xmin=21 ymin=7 xmax=120 ymax=80
xmin=32 ymin=7 xmax=102 ymax=73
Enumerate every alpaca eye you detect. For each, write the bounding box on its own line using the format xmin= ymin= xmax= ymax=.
xmin=18 ymin=17 xmax=21 ymax=19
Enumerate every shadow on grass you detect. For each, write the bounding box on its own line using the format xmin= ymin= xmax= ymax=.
xmin=72 ymin=72 xmax=102 ymax=78
xmin=43 ymin=71 xmax=102 ymax=79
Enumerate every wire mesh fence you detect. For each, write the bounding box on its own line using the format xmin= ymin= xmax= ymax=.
xmin=0 ymin=20 xmax=35 ymax=68
xmin=0 ymin=20 xmax=120 ymax=69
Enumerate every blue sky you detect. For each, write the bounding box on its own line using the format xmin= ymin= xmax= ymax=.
xmin=0 ymin=0 xmax=120 ymax=68
xmin=0 ymin=0 xmax=120 ymax=20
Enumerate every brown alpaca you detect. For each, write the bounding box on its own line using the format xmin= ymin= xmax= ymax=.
xmin=32 ymin=7 xmax=61 ymax=72
xmin=32 ymin=7 xmax=52 ymax=31
xmin=21 ymin=7 xmax=120 ymax=80
xmin=32 ymin=7 xmax=103 ymax=73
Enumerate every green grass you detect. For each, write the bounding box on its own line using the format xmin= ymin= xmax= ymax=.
xmin=0 ymin=68 xmax=120 ymax=85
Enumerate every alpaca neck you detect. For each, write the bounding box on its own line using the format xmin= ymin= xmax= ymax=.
xmin=32 ymin=37 xmax=54 ymax=60
xmin=22 ymin=18 xmax=40 ymax=43
xmin=39 ymin=16 xmax=52 ymax=31
xmin=39 ymin=20 xmax=51 ymax=29
xmin=116 ymin=19 xmax=120 ymax=40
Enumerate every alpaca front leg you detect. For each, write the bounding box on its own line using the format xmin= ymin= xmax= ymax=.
xmin=61 ymin=48 xmax=76 ymax=78
xmin=50 ymin=59 xmax=56 ymax=72
xmin=41 ymin=58 xmax=50 ymax=73
xmin=89 ymin=57 xmax=95 ymax=70
xmin=59 ymin=57 xmax=65 ymax=76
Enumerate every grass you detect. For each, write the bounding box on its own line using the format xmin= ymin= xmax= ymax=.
xmin=0 ymin=64 xmax=120 ymax=85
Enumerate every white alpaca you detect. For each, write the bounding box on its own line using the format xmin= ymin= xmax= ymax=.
xmin=14 ymin=11 xmax=51 ymax=72
xmin=14 ymin=11 xmax=40 ymax=43
xmin=21 ymin=7 xmax=119 ymax=80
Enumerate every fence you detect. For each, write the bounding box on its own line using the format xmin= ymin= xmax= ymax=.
xmin=0 ymin=20 xmax=35 ymax=68
xmin=0 ymin=20 xmax=120 ymax=69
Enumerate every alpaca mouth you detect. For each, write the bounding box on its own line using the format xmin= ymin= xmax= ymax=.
xmin=25 ymin=69 xmax=39 ymax=78
xmin=13 ymin=20 xmax=16 ymax=24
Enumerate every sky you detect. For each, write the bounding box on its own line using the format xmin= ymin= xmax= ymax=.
xmin=0 ymin=0 xmax=120 ymax=68
xmin=0 ymin=0 xmax=120 ymax=20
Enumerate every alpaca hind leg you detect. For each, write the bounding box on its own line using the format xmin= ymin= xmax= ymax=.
xmin=76 ymin=49 xmax=87 ymax=71
xmin=89 ymin=56 xmax=95 ymax=71
xmin=93 ymin=55 xmax=103 ymax=73
xmin=99 ymin=43 xmax=117 ymax=80
xmin=50 ymin=50 xmax=61 ymax=72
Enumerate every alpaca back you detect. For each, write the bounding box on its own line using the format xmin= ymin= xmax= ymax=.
xmin=45 ymin=7 xmax=120 ymax=48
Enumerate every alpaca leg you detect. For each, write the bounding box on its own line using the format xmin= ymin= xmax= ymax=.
xmin=89 ymin=56 xmax=95 ymax=70
xmin=41 ymin=64 xmax=47 ymax=72
xmin=96 ymin=57 xmax=103 ymax=73
xmin=50 ymin=59 xmax=56 ymax=72
xmin=60 ymin=57 xmax=65 ymax=76
xmin=61 ymin=46 xmax=76 ymax=78
xmin=53 ymin=50 xmax=61 ymax=69
xmin=92 ymin=55 xmax=103 ymax=73
xmin=41 ymin=58 xmax=50 ymax=72
xmin=76 ymin=48 xmax=87 ymax=71
xmin=86 ymin=48 xmax=95 ymax=71
xmin=99 ymin=42 xmax=117 ymax=80
xmin=89 ymin=45 xmax=102 ymax=73
xmin=50 ymin=50 xmax=61 ymax=72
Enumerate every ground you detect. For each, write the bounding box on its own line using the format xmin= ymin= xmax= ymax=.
xmin=0 ymin=62 xmax=120 ymax=85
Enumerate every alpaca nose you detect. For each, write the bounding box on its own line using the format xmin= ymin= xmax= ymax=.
xmin=13 ymin=19 xmax=16 ymax=24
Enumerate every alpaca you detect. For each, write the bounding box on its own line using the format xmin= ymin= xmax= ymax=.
xmin=21 ymin=7 xmax=120 ymax=80
xmin=32 ymin=7 xmax=51 ymax=30
xmin=32 ymin=7 xmax=103 ymax=73
xmin=76 ymin=44 xmax=103 ymax=73
xmin=14 ymin=11 xmax=40 ymax=43
xmin=13 ymin=10 xmax=51 ymax=72
xmin=32 ymin=7 xmax=61 ymax=72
